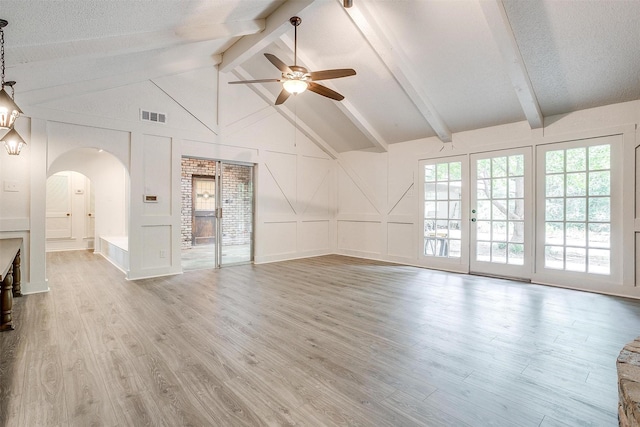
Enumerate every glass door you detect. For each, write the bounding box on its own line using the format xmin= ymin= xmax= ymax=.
xmin=469 ymin=148 xmax=532 ymax=279
xmin=219 ymin=162 xmax=254 ymax=266
xmin=419 ymin=156 xmax=469 ymax=272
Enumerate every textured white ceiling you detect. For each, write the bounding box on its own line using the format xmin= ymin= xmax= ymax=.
xmin=0 ymin=0 xmax=638 ymax=153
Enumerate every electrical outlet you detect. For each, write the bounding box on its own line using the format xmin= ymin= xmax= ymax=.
xmin=159 ymin=250 xmax=166 ymax=258
xmin=3 ymin=181 xmax=18 ymax=192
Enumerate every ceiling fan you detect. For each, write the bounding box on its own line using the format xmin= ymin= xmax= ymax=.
xmin=229 ymin=16 xmax=356 ymax=105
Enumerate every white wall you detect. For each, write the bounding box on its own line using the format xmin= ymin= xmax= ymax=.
xmin=336 ymin=100 xmax=640 ymax=298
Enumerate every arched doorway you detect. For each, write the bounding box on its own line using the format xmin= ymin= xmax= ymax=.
xmin=46 ymin=148 xmax=129 ymax=273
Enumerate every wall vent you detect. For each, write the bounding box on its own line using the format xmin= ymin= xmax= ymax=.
xmin=140 ymin=109 xmax=167 ymax=124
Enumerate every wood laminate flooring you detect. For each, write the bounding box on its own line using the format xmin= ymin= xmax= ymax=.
xmin=1 ymin=250 xmax=639 ymax=426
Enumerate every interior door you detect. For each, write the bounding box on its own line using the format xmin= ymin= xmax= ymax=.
xmin=192 ymin=177 xmax=216 ymax=246
xmin=46 ymin=172 xmax=73 ymax=239
xmin=469 ymin=148 xmax=532 ymax=279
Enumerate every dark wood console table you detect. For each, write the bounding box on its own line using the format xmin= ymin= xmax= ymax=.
xmin=0 ymin=238 xmax=22 ymax=331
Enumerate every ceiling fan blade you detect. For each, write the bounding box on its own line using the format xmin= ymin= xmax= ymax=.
xmin=310 ymin=69 xmax=356 ymax=81
xmin=307 ymin=82 xmax=345 ymax=101
xmin=228 ymin=79 xmax=281 ymax=84
xmin=264 ymin=53 xmax=292 ymax=74
xmin=275 ymin=88 xmax=291 ymax=105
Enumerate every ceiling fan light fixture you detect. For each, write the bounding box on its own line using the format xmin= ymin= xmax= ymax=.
xmin=1 ymin=128 xmax=26 ymax=155
xmin=283 ymin=79 xmax=308 ymax=94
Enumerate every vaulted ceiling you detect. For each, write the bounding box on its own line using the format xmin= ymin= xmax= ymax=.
xmin=2 ymin=0 xmax=639 ymax=154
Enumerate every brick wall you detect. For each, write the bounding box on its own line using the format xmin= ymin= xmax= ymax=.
xmin=221 ymin=163 xmax=253 ymax=246
xmin=180 ymin=158 xmax=253 ymax=249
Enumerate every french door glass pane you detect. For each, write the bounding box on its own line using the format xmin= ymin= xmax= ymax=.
xmin=475 ymin=154 xmax=525 ymax=265
xmin=543 ymin=144 xmax=611 ymax=274
xmin=423 ymin=161 xmax=462 ymax=258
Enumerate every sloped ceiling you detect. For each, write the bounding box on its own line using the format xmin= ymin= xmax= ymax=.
xmin=1 ymin=0 xmax=639 ymax=154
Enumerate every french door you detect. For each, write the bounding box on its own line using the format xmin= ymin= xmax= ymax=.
xmin=469 ymin=148 xmax=532 ymax=279
xmin=420 ymin=148 xmax=532 ymax=280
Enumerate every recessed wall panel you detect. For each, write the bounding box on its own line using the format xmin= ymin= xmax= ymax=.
xmin=337 ymin=221 xmax=382 ymax=254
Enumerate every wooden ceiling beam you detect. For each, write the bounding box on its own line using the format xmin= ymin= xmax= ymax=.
xmin=219 ymin=0 xmax=317 ymax=73
xmin=342 ymin=0 xmax=452 ymax=143
xmin=480 ymin=0 xmax=544 ymax=129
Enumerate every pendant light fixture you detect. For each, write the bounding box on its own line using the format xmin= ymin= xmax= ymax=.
xmin=0 ymin=19 xmax=22 ymax=130
xmin=1 ymin=128 xmax=26 ymax=155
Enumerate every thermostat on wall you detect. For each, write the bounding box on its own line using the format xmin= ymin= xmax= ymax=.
xmin=143 ymin=195 xmax=158 ymax=203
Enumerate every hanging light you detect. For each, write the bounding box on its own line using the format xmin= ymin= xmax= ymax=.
xmin=2 ymin=128 xmax=26 ymax=155
xmin=0 ymin=20 xmax=22 ymax=130
xmin=283 ymin=79 xmax=308 ymax=94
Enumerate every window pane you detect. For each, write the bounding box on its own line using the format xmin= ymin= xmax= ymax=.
xmin=425 ymin=202 xmax=436 ymax=218
xmin=449 ymin=239 xmax=461 ymax=258
xmin=566 ymin=148 xmax=586 ymax=172
xmin=566 ymin=198 xmax=586 ymax=221
xmin=508 ymin=221 xmax=525 ymax=243
xmin=492 ymin=221 xmax=507 ymax=241
xmin=545 ymin=246 xmax=564 ymax=269
xmin=546 ymin=198 xmax=564 ymax=221
xmin=493 ymin=203 xmax=507 ymax=220
xmin=425 ymin=183 xmax=436 ymax=200
xmin=449 ymin=201 xmax=461 ymax=219
xmin=509 ymin=155 xmax=524 ymax=176
xmin=477 ymin=200 xmax=491 ymax=220
xmin=566 ymin=223 xmax=586 ymax=247
xmin=588 ymin=223 xmax=610 ymax=248
xmin=477 ymin=221 xmax=491 ymax=241
xmin=508 ymin=244 xmax=524 ymax=265
xmin=492 ymin=157 xmax=507 ymax=177
xmin=509 ymin=177 xmax=524 ymax=198
xmin=424 ymin=165 xmax=436 ymax=182
xmin=437 ymin=163 xmax=449 ymax=180
xmin=437 ymin=183 xmax=449 ymax=200
xmin=508 ymin=199 xmax=525 ymax=221
xmin=589 ymin=145 xmax=610 ymax=170
xmin=477 ymin=242 xmax=491 ymax=262
xmin=493 ymin=178 xmax=507 ymax=199
xmin=546 ymin=222 xmax=564 ymax=245
xmin=492 ymin=243 xmax=507 ymax=263
xmin=450 ymin=181 xmax=462 ymax=199
xmin=546 ymin=175 xmax=564 ymax=197
xmin=566 ymin=173 xmax=586 ymax=197
xmin=449 ymin=162 xmax=462 ymax=180
xmin=588 ymin=249 xmax=610 ymax=275
xmin=477 ymin=179 xmax=490 ymax=199
xmin=566 ymin=247 xmax=586 ymax=272
xmin=546 ymin=150 xmax=564 ymax=173
xmin=588 ymin=197 xmax=610 ymax=222
xmin=436 ymin=201 xmax=448 ymax=219
xmin=589 ymin=171 xmax=610 ymax=196
xmin=477 ymin=158 xmax=491 ymax=178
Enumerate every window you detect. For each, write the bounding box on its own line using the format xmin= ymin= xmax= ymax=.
xmin=543 ymin=144 xmax=611 ymax=274
xmin=424 ymin=161 xmax=462 ymax=258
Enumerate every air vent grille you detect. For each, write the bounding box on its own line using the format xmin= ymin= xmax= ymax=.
xmin=140 ymin=109 xmax=167 ymax=124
